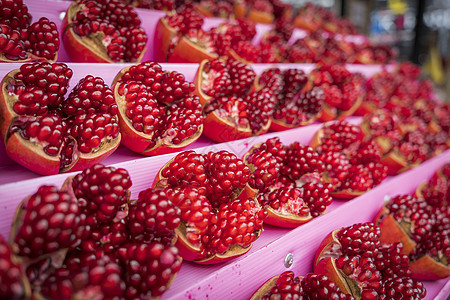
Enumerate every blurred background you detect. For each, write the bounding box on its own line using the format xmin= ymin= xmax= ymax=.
xmin=283 ymin=0 xmax=450 ymax=101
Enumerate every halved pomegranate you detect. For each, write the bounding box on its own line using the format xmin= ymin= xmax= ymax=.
xmin=112 ymin=61 xmax=203 ymax=156
xmin=62 ymin=0 xmax=147 ymax=63
xmin=0 ymin=1 xmax=60 ymax=62
xmin=361 ymin=109 xmax=428 ymax=175
xmin=306 ymin=65 xmax=365 ymax=121
xmin=196 ymin=58 xmax=278 ymax=142
xmin=314 ymin=222 xmax=427 ymax=299
xmin=374 ymin=195 xmax=450 ymax=280
xmin=0 ymin=62 xmax=120 ymax=175
xmin=293 ymin=3 xmax=323 ymax=32
xmin=246 ymin=0 xmax=275 ymax=24
xmin=3 ymin=164 xmax=184 ymax=298
xmin=311 ymin=121 xmax=387 ymax=199
xmin=250 ymin=271 xmax=353 ymax=300
xmin=415 ymin=163 xmax=449 ymax=207
xmin=153 ymin=150 xmax=267 ymax=264
xmin=270 ymin=69 xmax=323 ymax=131
xmin=243 ymin=137 xmax=334 ymax=228
xmin=155 ymin=6 xmax=225 ymax=63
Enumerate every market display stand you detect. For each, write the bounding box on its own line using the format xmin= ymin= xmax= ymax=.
xmin=0 ymin=0 xmax=447 ymax=299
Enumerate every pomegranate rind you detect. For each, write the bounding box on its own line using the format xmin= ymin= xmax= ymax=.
xmin=66 ymin=134 xmax=121 ymax=173
xmin=269 ymin=117 xmax=316 ymax=132
xmin=380 ymin=150 xmax=409 ymax=175
xmin=203 ymin=110 xmax=252 ymax=143
xmin=193 ymin=59 xmax=215 ymax=107
xmin=354 ymin=101 xmax=378 ymax=116
xmin=313 ymin=229 xmax=339 ymax=266
xmin=194 ymin=242 xmax=254 ymax=265
xmin=154 ymin=17 xmax=176 ymax=62
xmin=263 ymin=207 xmax=313 ymax=228
xmin=249 ymin=274 xmax=281 ymax=300
xmin=227 ymin=48 xmax=254 ymax=65
xmin=168 ymin=35 xmax=218 ymax=63
xmin=314 ymin=257 xmax=354 ymax=296
xmin=373 ymin=207 xmax=417 ymax=255
xmin=313 ymin=229 xmax=359 ymax=297
xmin=0 ymin=70 xmax=19 ymax=142
xmin=317 ymin=104 xmax=337 ymax=122
xmin=247 ymin=10 xmax=274 ymax=24
xmin=233 ymin=3 xmax=247 ymax=19
xmin=335 ymin=95 xmax=363 ymax=121
xmin=409 ymin=254 xmax=450 ymax=281
xmin=5 ymin=132 xmax=61 ymax=175
xmin=331 ymin=189 xmax=365 ymax=200
xmin=294 ymin=15 xmax=322 ymax=32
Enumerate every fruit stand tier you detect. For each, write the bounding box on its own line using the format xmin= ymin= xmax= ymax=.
xmin=23 ymin=0 xmax=368 ymax=63
xmin=0 ymin=130 xmax=449 ymax=299
xmin=0 ymin=62 xmax=391 ymax=184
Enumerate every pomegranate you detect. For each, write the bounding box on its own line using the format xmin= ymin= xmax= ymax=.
xmin=270 ymin=69 xmax=324 ymax=131
xmin=196 ymin=58 xmax=279 ymax=142
xmin=153 ymin=149 xmax=267 ymax=263
xmin=306 ymin=65 xmax=364 ymax=121
xmin=375 ymin=195 xmax=450 ymax=280
xmin=243 ymin=137 xmax=334 ymax=228
xmin=245 ymin=0 xmax=275 ymax=24
xmin=112 ymin=61 xmax=202 ymax=155
xmin=155 ymin=6 xmax=219 ymax=63
xmin=314 ymin=222 xmax=427 ymax=299
xmin=361 ymin=109 xmax=434 ymax=175
xmin=0 ymin=62 xmax=121 ymax=175
xmin=0 ymin=235 xmax=30 ymax=299
xmin=62 ymin=0 xmax=147 ymax=63
xmin=0 ymin=0 xmax=60 ymax=62
xmin=196 ymin=0 xmax=234 ymax=18
xmin=415 ymin=163 xmax=449 ymax=207
xmin=310 ymin=121 xmax=387 ymax=199
xmin=250 ymin=271 xmax=353 ymax=300
xmin=3 ymin=163 xmax=183 ymax=298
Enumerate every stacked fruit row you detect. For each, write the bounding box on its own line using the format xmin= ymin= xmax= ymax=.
xmin=2 ymin=59 xmax=447 ymax=179
xmin=0 ymin=134 xmax=448 ymax=299
xmin=252 ymin=163 xmax=450 ymax=299
xmin=154 ymin=5 xmax=394 ymax=65
xmin=1 ymin=0 xmax=394 ymax=65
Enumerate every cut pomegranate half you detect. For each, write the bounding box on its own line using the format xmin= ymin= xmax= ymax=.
xmin=0 ymin=1 xmax=60 ymax=62
xmin=62 ymin=0 xmax=147 ymax=63
xmin=153 ymin=150 xmax=267 ymax=264
xmin=112 ymin=62 xmax=203 ymax=156
xmin=314 ymin=222 xmax=427 ymax=299
xmin=374 ymin=195 xmax=450 ymax=280
xmin=0 ymin=63 xmax=120 ymax=175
